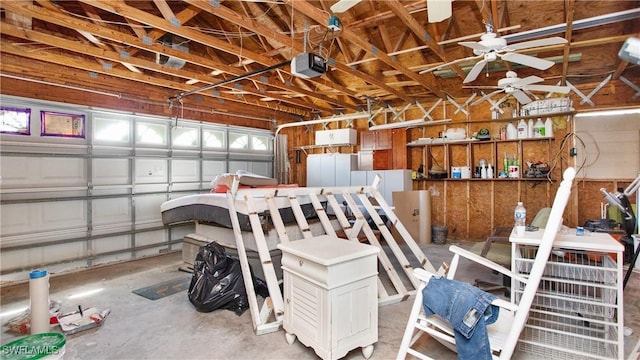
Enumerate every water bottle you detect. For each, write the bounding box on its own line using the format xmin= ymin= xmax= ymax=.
xmin=514 ymin=202 xmax=527 ymax=236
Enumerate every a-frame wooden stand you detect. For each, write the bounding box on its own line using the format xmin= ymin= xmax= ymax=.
xmin=226 ymin=175 xmax=437 ymax=335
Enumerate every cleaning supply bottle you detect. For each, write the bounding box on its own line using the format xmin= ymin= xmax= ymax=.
xmin=517 ymin=119 xmax=528 ymax=139
xmin=545 ymin=118 xmax=554 ymax=137
xmin=534 ymin=118 xmax=545 ymax=137
xmin=514 ymin=202 xmax=527 ymax=236
xmin=528 ymin=119 xmax=534 ymax=138
xmin=487 ymin=164 xmax=493 ymax=178
xmin=507 ymin=122 xmax=517 ymax=139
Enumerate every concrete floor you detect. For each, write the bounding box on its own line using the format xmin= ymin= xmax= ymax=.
xmin=1 ymin=241 xmax=639 ymax=360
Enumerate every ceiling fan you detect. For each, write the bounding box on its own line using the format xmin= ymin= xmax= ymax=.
xmin=420 ymin=25 xmax=568 ymax=83
xmin=468 ymin=71 xmax=570 ymax=105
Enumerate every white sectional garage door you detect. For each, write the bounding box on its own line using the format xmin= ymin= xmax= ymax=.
xmin=0 ymin=95 xmax=274 ymax=280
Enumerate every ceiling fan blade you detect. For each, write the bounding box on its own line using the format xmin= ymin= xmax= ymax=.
xmin=504 ymin=37 xmax=568 ymax=51
xmin=459 ymin=41 xmax=491 ymax=52
xmin=330 ymin=0 xmax=361 ymax=13
xmin=418 ymin=55 xmax=482 ymax=74
xmin=463 ymin=85 xmax=500 ymax=90
xmin=427 ymin=0 xmax=453 ymax=23
xmin=471 ymin=90 xmax=503 ymax=106
xmin=501 ymin=52 xmax=555 ymax=70
xmin=463 ymin=59 xmax=487 ymax=83
xmin=525 ymin=84 xmax=571 ymax=94
xmin=512 ymin=90 xmax=533 ymax=104
xmin=513 ymin=75 xmax=544 ymax=86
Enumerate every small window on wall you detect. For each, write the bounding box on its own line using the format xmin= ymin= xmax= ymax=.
xmin=251 ymin=134 xmax=270 ymax=151
xmin=0 ymin=107 xmax=30 ymax=135
xmin=229 ymin=132 xmax=249 ymax=150
xmin=94 ymin=117 xmax=130 ymax=142
xmin=203 ymin=128 xmax=225 ymax=149
xmin=136 ymin=121 xmax=167 ymax=145
xmin=41 ymin=111 xmax=85 ymax=138
xmin=172 ymin=126 xmax=199 ymax=147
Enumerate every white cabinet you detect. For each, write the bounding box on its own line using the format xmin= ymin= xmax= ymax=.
xmin=278 ymin=236 xmax=379 ymax=360
xmin=350 ymin=169 xmax=412 ymax=205
xmin=307 ymin=154 xmax=357 ymax=187
xmin=315 ymin=128 xmax=357 ymax=146
xmin=510 ymin=230 xmax=624 ymax=360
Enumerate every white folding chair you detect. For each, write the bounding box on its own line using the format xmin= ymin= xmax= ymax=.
xmin=397 ymin=167 xmax=576 ymax=360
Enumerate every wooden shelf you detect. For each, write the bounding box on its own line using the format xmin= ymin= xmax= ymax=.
xmin=295 ymin=143 xmax=355 ymax=154
xmin=407 ymin=137 xmax=555 ymax=147
xmin=467 ymin=110 xmax=575 ymax=123
xmin=413 ymin=177 xmax=552 ymax=181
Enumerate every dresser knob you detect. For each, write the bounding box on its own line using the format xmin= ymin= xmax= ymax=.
xmin=299 ymin=259 xmax=304 ymax=266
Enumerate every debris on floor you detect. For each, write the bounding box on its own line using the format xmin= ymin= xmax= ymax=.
xmin=6 ymin=300 xmax=61 ymax=335
xmin=57 ymin=307 xmax=111 ymax=335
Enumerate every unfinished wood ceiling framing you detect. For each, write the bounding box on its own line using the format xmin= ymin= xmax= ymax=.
xmin=1 ymin=1 xmax=638 ymax=123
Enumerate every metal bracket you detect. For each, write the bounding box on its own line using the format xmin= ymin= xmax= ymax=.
xmin=446 ymin=95 xmax=468 ymax=116
xmin=620 ymin=75 xmax=640 ymax=99
xmin=567 ymin=74 xmax=612 ymax=106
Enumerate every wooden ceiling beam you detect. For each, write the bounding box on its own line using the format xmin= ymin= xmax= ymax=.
xmin=182 ymin=0 xmax=374 ymax=105
xmin=0 ymin=40 xmax=311 ymax=117
xmin=0 ymin=22 xmax=335 ymax=113
xmin=284 ymin=0 xmax=442 ymax=100
xmin=0 ymin=22 xmax=332 ymax=112
xmin=152 ymin=0 xmax=177 ymax=23
xmin=386 ymin=0 xmax=466 ymax=80
xmin=0 ymin=55 xmax=293 ymax=123
xmin=347 ymin=1 xmax=426 ymax=29
xmin=78 ymin=0 xmax=277 ymax=67
xmin=560 ymin=0 xmax=575 ymax=85
xmin=1 ymin=1 xmax=354 ymax=112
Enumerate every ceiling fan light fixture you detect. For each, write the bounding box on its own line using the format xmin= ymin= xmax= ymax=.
xmin=330 ymin=0 xmax=361 ymax=14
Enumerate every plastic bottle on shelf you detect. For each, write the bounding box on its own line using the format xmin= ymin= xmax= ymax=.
xmin=480 ymin=165 xmax=487 ymax=179
xmin=528 ymin=119 xmax=534 ymax=138
xmin=545 ymin=118 xmax=554 ymax=137
xmin=517 ymin=119 xmax=528 ymax=139
xmin=534 ymin=118 xmax=545 ymax=138
xmin=487 ymin=164 xmax=494 ymax=178
xmin=514 ymin=202 xmax=527 ymax=236
xmin=506 ymin=122 xmax=517 ymax=139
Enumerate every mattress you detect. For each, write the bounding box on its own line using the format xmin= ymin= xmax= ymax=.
xmin=160 ymin=192 xmax=321 ymax=231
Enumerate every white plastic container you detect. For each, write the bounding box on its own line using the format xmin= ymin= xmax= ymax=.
xmin=517 ymin=119 xmax=528 ymax=139
xmin=527 ymin=119 xmax=534 ymax=138
xmin=29 ymin=269 xmax=50 ymax=335
xmin=460 ymin=166 xmax=471 ymax=179
xmin=506 ymin=123 xmax=517 ymax=140
xmin=451 ymin=167 xmax=462 ymax=178
xmin=508 ymin=165 xmax=520 ymax=178
xmin=544 ymin=118 xmax=554 ymax=137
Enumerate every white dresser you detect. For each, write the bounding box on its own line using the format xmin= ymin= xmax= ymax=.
xmin=278 ymin=236 xmax=379 ymax=360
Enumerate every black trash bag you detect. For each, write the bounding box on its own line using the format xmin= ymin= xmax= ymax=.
xmin=188 ymin=241 xmax=269 ymax=315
